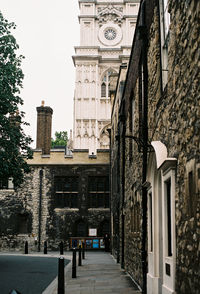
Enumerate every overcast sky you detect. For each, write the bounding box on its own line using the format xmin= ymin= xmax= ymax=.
xmin=1 ymin=0 xmax=80 ymax=146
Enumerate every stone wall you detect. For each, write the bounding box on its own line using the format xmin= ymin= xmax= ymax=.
xmin=111 ymin=0 xmax=200 ymax=292
xmin=0 ymin=163 xmax=110 ymax=252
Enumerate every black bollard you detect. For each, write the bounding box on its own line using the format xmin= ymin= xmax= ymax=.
xmin=9 ymin=290 xmax=22 ymax=294
xmin=25 ymin=241 xmax=28 ymax=254
xmin=44 ymin=241 xmax=47 ymax=254
xmin=58 ymin=257 xmax=65 ymax=294
xmin=60 ymin=241 xmax=64 ymax=255
xmin=78 ymin=245 xmax=82 ymax=266
xmin=72 ymin=248 xmax=76 ymax=278
xmin=82 ymin=242 xmax=85 ymax=259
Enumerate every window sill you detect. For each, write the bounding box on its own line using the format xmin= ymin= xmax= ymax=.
xmin=88 ymin=208 xmax=110 ymax=211
xmin=54 ymin=208 xmax=79 ymax=212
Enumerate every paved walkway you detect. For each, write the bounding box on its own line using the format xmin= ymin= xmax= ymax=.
xmin=49 ymin=251 xmax=141 ymax=294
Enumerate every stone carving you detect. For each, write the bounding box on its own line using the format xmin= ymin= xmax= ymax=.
xmin=99 ymin=123 xmax=111 ymax=149
xmin=97 ymin=5 xmax=123 ymax=26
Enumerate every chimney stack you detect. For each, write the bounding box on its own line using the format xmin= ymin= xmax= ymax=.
xmin=36 ymin=101 xmax=53 ymax=155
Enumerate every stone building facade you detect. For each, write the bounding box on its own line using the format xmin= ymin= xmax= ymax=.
xmin=110 ymin=0 xmax=200 ymax=294
xmin=0 ymin=104 xmax=110 ymax=252
xmin=73 ymin=0 xmax=139 ymax=154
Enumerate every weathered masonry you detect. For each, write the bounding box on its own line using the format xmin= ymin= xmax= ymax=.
xmin=110 ymin=0 xmax=200 ymax=294
xmin=0 ymin=103 xmax=110 ymax=251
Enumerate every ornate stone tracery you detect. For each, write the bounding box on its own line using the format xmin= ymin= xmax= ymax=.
xmin=97 ymin=5 xmax=123 ymax=26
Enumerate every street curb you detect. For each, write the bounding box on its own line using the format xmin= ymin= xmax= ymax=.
xmin=42 ymin=256 xmax=72 ymax=294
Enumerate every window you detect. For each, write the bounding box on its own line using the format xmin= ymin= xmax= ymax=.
xmin=101 ymin=82 xmax=106 ymax=97
xmin=163 ymin=0 xmax=170 ymax=42
xmin=101 ymin=70 xmax=114 ymax=98
xmin=0 ymin=178 xmax=14 ymax=190
xmin=88 ymin=176 xmax=109 ymax=208
xmin=165 ymin=179 xmax=172 ymax=256
xmin=185 ymin=159 xmax=198 ymax=218
xmin=17 ymin=214 xmax=30 ymax=234
xmin=159 ymin=0 xmax=171 ymax=88
xmin=54 ymin=177 xmax=79 ymax=208
xmin=131 ymin=190 xmax=140 ymax=233
xmin=162 ymin=168 xmax=175 ymax=259
xmin=148 ymin=192 xmax=153 ymax=252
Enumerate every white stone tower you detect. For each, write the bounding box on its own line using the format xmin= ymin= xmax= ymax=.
xmin=73 ymin=0 xmax=139 ymax=154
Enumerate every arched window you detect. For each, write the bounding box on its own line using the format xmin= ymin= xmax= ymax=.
xmin=101 ymin=69 xmax=115 ymax=98
xmin=101 ymin=82 xmax=106 ymax=97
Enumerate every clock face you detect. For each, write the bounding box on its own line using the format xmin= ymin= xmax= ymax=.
xmin=104 ymin=28 xmax=117 ymax=40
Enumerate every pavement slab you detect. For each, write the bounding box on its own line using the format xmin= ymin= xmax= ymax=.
xmin=50 ymin=251 xmax=141 ymax=294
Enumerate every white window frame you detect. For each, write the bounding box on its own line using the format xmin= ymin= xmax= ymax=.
xmin=148 ymin=189 xmax=153 ymax=253
xmin=159 ymin=0 xmax=171 ymax=89
xmin=161 ymin=167 xmax=176 ymax=294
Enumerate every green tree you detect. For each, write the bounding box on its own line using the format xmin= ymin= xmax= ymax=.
xmin=51 ymin=131 xmax=68 ymax=148
xmin=0 ymin=11 xmax=33 ymax=188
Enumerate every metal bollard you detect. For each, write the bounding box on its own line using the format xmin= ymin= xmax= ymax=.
xmin=82 ymin=242 xmax=85 ymax=259
xmin=60 ymin=241 xmax=64 ymax=255
xmin=44 ymin=241 xmax=47 ymax=254
xmin=78 ymin=245 xmax=82 ymax=266
xmin=58 ymin=257 xmax=65 ymax=294
xmin=72 ymin=248 xmax=76 ymax=278
xmin=25 ymin=241 xmax=28 ymax=254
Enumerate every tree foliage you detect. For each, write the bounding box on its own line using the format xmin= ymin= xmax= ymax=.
xmin=0 ymin=11 xmax=33 ymax=188
xmin=51 ymin=131 xmax=68 ymax=148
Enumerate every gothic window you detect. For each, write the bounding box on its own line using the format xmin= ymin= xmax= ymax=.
xmin=159 ymin=0 xmax=171 ymax=89
xmin=101 ymin=82 xmax=106 ymax=97
xmin=101 ymin=70 xmax=114 ymax=98
xmin=54 ymin=177 xmax=79 ymax=208
xmin=88 ymin=176 xmax=110 ymax=208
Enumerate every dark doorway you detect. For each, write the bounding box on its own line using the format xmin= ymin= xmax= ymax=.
xmin=75 ymin=220 xmax=87 ymax=237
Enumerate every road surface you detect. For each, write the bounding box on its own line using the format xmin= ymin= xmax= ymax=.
xmin=0 ymin=254 xmax=70 ymax=294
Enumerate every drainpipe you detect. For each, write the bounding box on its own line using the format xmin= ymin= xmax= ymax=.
xmin=116 ymin=129 xmax=120 ymax=264
xmin=38 ymin=169 xmax=43 ymax=252
xmin=119 ymin=102 xmax=126 ymax=269
xmin=139 ymin=1 xmax=148 ymax=293
xmin=157 ymin=0 xmax=164 ymax=95
xmin=107 ymin=128 xmax=112 ymax=251
xmin=121 ymin=123 xmax=126 ymax=269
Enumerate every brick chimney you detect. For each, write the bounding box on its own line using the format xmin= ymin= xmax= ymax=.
xmin=36 ymin=101 xmax=53 ymax=155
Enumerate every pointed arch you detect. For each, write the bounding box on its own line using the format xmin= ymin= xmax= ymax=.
xmin=100 ymin=68 xmax=117 ymax=98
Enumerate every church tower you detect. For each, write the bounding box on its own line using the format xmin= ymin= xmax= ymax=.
xmin=73 ymin=0 xmax=139 ymax=154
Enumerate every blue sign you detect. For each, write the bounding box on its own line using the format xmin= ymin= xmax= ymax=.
xmin=93 ymin=239 xmax=99 ymax=249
